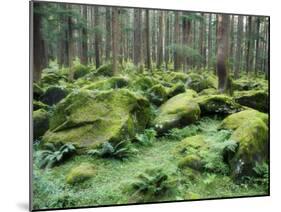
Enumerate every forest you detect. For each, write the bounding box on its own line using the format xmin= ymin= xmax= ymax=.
xmin=32 ymin=2 xmax=269 ymax=210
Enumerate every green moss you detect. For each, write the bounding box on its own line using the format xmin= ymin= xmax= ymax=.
xmin=186 ymin=72 xmax=217 ymax=92
xmin=147 ymin=84 xmax=168 ymax=106
xmin=33 ymin=83 xmax=44 ymax=100
xmin=219 ymin=109 xmax=268 ymax=131
xmin=174 ymin=135 xmax=206 ymax=156
xmin=232 ymin=78 xmax=268 ymax=91
xmin=178 ymin=155 xmax=203 ymax=170
xmin=43 ymin=89 xmax=151 ymax=150
xmin=153 ymin=91 xmax=200 ymax=133
xmin=33 ymin=109 xmax=49 ymax=140
xmin=41 ymin=85 xmax=69 ymax=105
xmin=167 ymin=82 xmax=186 ymax=98
xmin=83 ymin=77 xmax=129 ymax=91
xmin=132 ymin=76 xmax=158 ymax=92
xmin=234 ymin=90 xmax=268 ymax=112
xmin=73 ymin=63 xmax=90 ymax=79
xmin=66 ymin=163 xmax=96 ymax=185
xmin=94 ymin=63 xmax=113 ymax=77
xmin=195 ymin=94 xmax=243 ymax=116
xmin=199 ymin=88 xmax=218 ymax=96
xmin=219 ymin=110 xmax=269 ymax=178
xmin=33 ymin=100 xmax=49 ymax=111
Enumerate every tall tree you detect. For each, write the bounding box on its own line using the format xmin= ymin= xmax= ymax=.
xmin=234 ymin=15 xmax=243 ymax=79
xmin=105 ymin=7 xmax=111 ymax=61
xmin=174 ymin=12 xmax=180 ymax=71
xmin=81 ymin=5 xmax=88 ymax=65
xmin=182 ymin=13 xmax=192 ymax=71
xmin=33 ymin=3 xmax=46 ymax=82
xmin=165 ymin=11 xmax=170 ymax=70
xmin=67 ymin=5 xmax=75 ymax=80
xmin=216 ymin=14 xmax=230 ymax=93
xmin=145 ymin=9 xmax=151 ymax=70
xmin=200 ymin=13 xmax=206 ymax=68
xmin=112 ymin=7 xmax=119 ymax=75
xmin=207 ymin=14 xmax=212 ymax=71
xmin=133 ymin=9 xmax=142 ymax=67
xmin=255 ymin=17 xmax=261 ymax=74
xmin=157 ymin=11 xmax=164 ymax=69
xmin=246 ymin=16 xmax=253 ymax=74
xmin=94 ymin=7 xmax=101 ymax=68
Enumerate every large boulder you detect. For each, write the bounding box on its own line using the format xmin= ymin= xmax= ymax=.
xmin=41 ymin=85 xmax=69 ymax=106
xmin=152 ymin=90 xmax=200 ymax=133
xmin=83 ymin=77 xmax=129 ymax=91
xmin=219 ymin=110 xmax=269 ymax=179
xmin=185 ymin=73 xmax=217 ymax=92
xmin=232 ymin=78 xmax=268 ymax=92
xmin=66 ymin=163 xmax=96 ymax=185
xmin=195 ymin=94 xmax=243 ymax=116
xmin=73 ymin=63 xmax=90 ymax=79
xmin=147 ymin=84 xmax=168 ymax=106
xmin=33 ymin=109 xmax=49 ymax=140
xmin=234 ymin=90 xmax=268 ymax=112
xmin=167 ymin=82 xmax=186 ymax=98
xmin=42 ymin=89 xmax=151 ymax=150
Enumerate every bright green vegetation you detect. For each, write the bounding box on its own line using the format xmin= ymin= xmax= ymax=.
xmin=33 ymin=116 xmax=268 ymax=210
xmin=32 ymin=60 xmax=269 ymax=210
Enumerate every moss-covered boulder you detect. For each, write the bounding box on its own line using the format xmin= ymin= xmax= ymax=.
xmin=66 ymin=163 xmax=96 ymax=185
xmin=132 ymin=76 xmax=158 ymax=92
xmin=94 ymin=63 xmax=113 ymax=77
xmin=234 ymin=90 xmax=268 ymax=112
xmin=41 ymin=85 xmax=69 ymax=105
xmin=83 ymin=77 xmax=129 ymax=91
xmin=33 ymin=100 xmax=49 ymax=111
xmin=147 ymin=84 xmax=168 ymax=106
xmin=232 ymin=78 xmax=268 ymax=91
xmin=73 ymin=63 xmax=90 ymax=79
xmin=33 ymin=83 xmax=44 ymax=100
xmin=153 ymin=90 xmax=200 ymax=133
xmin=219 ymin=110 xmax=269 ymax=179
xmin=198 ymin=88 xmax=218 ymax=96
xmin=33 ymin=109 xmax=49 ymax=140
xmin=195 ymin=94 xmax=243 ymax=116
xmin=167 ymin=82 xmax=186 ymax=98
xmin=42 ymin=89 xmax=151 ymax=150
xmin=185 ymin=73 xmax=217 ymax=92
xmin=40 ymin=71 xmax=68 ymax=85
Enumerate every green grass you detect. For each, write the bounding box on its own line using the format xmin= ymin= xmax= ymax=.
xmin=32 ymin=117 xmax=268 ymax=210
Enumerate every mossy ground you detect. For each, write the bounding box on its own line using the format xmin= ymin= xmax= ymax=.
xmin=32 ymin=117 xmax=268 ymax=210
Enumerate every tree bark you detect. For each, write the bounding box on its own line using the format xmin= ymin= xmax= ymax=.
xmin=157 ymin=11 xmax=164 ymax=69
xmin=234 ymin=15 xmax=243 ymax=79
xmin=112 ymin=8 xmax=119 ymax=75
xmin=208 ymin=14 xmax=212 ymax=71
xmin=105 ymin=8 xmax=111 ymax=61
xmin=145 ymin=9 xmax=151 ymax=70
xmin=81 ymin=5 xmax=88 ymax=65
xmin=255 ymin=17 xmax=260 ymax=75
xmin=216 ymin=14 xmax=230 ymax=93
xmin=33 ymin=3 xmax=46 ymax=82
xmin=174 ymin=12 xmax=180 ymax=71
xmin=94 ymin=7 xmax=101 ymax=68
xmin=133 ymin=9 xmax=142 ymax=67
xmin=182 ymin=13 xmax=191 ymax=72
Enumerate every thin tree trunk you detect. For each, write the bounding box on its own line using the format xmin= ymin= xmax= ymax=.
xmin=208 ymin=14 xmax=212 ymax=71
xmin=105 ymin=8 xmax=111 ymax=61
xmin=133 ymin=9 xmax=142 ymax=67
xmin=217 ymin=14 xmax=230 ymax=93
xmin=234 ymin=15 xmax=243 ymax=79
xmin=68 ymin=5 xmax=75 ymax=80
xmin=81 ymin=5 xmax=88 ymax=65
xmin=112 ymin=8 xmax=119 ymax=75
xmin=157 ymin=11 xmax=164 ymax=69
xmin=145 ymin=9 xmax=151 ymax=70
xmin=255 ymin=17 xmax=260 ymax=75
xmin=174 ymin=12 xmax=180 ymax=71
xmin=94 ymin=7 xmax=100 ymax=68
xmin=33 ymin=3 xmax=46 ymax=82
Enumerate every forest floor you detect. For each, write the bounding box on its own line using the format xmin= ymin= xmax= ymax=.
xmin=32 ymin=116 xmax=267 ymax=210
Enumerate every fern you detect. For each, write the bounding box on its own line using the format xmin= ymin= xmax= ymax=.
xmin=166 ymin=124 xmax=200 ymax=140
xmin=130 ymin=168 xmax=173 ymax=201
xmin=88 ymin=140 xmax=137 ymax=159
xmin=135 ymin=129 xmax=156 ymax=146
xmin=38 ymin=143 xmax=76 ymax=169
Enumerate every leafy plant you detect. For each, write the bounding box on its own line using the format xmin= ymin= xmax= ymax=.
xmin=166 ymin=124 xmax=200 ymax=140
xmin=38 ymin=143 xmax=76 ymax=169
xmin=88 ymin=140 xmax=137 ymax=159
xmin=130 ymin=168 xmax=173 ymax=201
xmin=135 ymin=129 xmax=156 ymax=146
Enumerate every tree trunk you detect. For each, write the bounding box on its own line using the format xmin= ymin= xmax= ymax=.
xmin=81 ymin=5 xmax=88 ymax=65
xmin=255 ymin=17 xmax=260 ymax=75
xmin=234 ymin=15 xmax=243 ymax=79
xmin=94 ymin=7 xmax=101 ymax=68
xmin=105 ymin=8 xmax=111 ymax=61
xmin=216 ymin=14 xmax=230 ymax=93
xmin=157 ymin=11 xmax=164 ymax=69
xmin=68 ymin=5 xmax=75 ymax=80
xmin=33 ymin=3 xmax=46 ymax=82
xmin=145 ymin=9 xmax=151 ymax=70
xmin=112 ymin=8 xmax=119 ymax=75
xmin=133 ymin=9 xmax=142 ymax=67
xmin=182 ymin=13 xmax=191 ymax=72
xmin=174 ymin=12 xmax=180 ymax=71
xmin=208 ymin=14 xmax=212 ymax=71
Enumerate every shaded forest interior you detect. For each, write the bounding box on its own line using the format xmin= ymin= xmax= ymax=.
xmin=33 ymin=2 xmax=269 ymax=84
xmin=32 ymin=2 xmax=269 ymax=210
